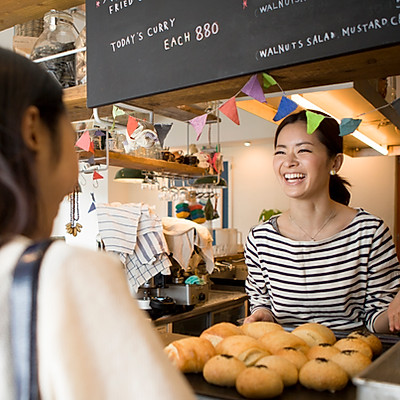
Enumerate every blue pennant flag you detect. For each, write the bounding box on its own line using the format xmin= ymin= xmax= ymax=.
xmin=339 ymin=118 xmax=362 ymax=136
xmin=94 ymin=130 xmax=105 ymax=136
xmin=273 ymin=96 xmax=298 ymax=122
xmin=88 ymin=202 xmax=96 ymax=213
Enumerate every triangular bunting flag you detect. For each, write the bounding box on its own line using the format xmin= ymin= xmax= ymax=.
xmin=75 ymin=130 xmax=91 ymax=151
xmin=88 ymin=155 xmax=95 ymax=165
xmin=339 ymin=118 xmax=362 ymax=136
xmin=89 ymin=140 xmax=95 ymax=153
xmin=273 ymin=96 xmax=298 ymax=121
xmin=392 ymin=97 xmax=400 ymax=114
xmin=189 ymin=114 xmax=208 ymax=140
xmin=154 ymin=123 xmax=173 ymax=147
xmin=241 ymin=74 xmax=266 ymax=103
xmin=112 ymin=105 xmax=125 ymax=120
xmin=93 ymin=170 xmax=103 ymax=180
xmin=90 ymin=192 xmax=96 ymax=202
xmin=219 ymin=96 xmax=240 ymax=125
xmin=88 ymin=202 xmax=96 ymax=213
xmin=262 ymin=73 xmax=277 ymax=89
xmin=94 ymin=129 xmax=105 ymax=136
xmin=127 ymin=115 xmax=139 ymax=137
xmin=306 ymin=110 xmax=325 ymax=134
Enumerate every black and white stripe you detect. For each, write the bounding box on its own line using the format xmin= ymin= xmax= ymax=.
xmin=245 ymin=209 xmax=400 ymax=331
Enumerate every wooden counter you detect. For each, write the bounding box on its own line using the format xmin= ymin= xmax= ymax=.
xmin=153 ymin=290 xmax=248 ymax=335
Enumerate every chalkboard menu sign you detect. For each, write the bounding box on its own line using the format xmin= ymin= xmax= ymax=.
xmin=86 ymin=0 xmax=400 ymax=108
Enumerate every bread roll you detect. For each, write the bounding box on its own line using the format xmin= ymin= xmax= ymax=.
xmin=259 ymin=330 xmax=310 ymax=354
xmin=203 ymin=354 xmax=246 ymax=387
xmin=334 ymin=337 xmax=373 ymax=359
xmin=236 ymin=365 xmax=284 ymax=399
xmin=164 ymin=336 xmax=216 ymax=373
xmin=255 ymin=355 xmax=298 ymax=386
xmin=241 ymin=321 xmax=284 ymax=339
xmin=307 ymin=343 xmax=340 ymax=360
xmin=348 ymin=330 xmax=382 ymax=357
xmin=215 ymin=335 xmax=270 ymax=366
xmin=331 ymin=350 xmax=372 ymax=378
xmin=200 ymin=322 xmax=243 ymax=347
xmin=299 ymin=358 xmax=348 ymax=392
xmin=292 ymin=323 xmax=336 ymax=347
xmin=275 ymin=347 xmax=308 ymax=370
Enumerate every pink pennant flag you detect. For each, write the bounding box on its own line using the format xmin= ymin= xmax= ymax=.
xmin=219 ymin=97 xmax=240 ymax=125
xmin=241 ymin=75 xmax=266 ymax=103
xmin=189 ymin=114 xmax=208 ymax=140
xmin=75 ymin=130 xmax=91 ymax=151
xmin=127 ymin=115 xmax=139 ymax=137
xmin=93 ymin=171 xmax=103 ymax=180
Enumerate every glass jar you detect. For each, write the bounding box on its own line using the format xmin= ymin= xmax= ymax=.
xmin=31 ymin=10 xmax=78 ymax=88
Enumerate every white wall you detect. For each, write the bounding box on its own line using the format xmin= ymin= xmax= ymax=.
xmin=52 ymin=169 xmax=109 ymax=249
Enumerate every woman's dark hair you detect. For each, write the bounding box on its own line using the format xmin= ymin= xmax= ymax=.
xmin=274 ymin=109 xmax=351 ymax=206
xmin=0 ymin=47 xmax=66 ymax=244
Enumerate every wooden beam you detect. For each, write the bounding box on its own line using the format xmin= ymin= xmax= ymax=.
xmin=126 ymin=44 xmax=400 ymax=110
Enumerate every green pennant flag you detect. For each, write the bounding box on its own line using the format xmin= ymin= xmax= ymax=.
xmin=112 ymin=105 xmax=125 ymax=120
xmin=262 ymin=73 xmax=277 ymax=89
xmin=306 ymin=110 xmax=325 ymax=134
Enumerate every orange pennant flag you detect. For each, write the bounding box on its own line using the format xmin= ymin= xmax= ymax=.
xmin=127 ymin=115 xmax=139 ymax=137
xmin=219 ymin=96 xmax=240 ymax=125
xmin=93 ymin=170 xmax=103 ymax=180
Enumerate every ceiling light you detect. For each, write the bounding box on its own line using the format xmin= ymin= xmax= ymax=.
xmin=244 ymin=141 xmax=251 ymax=147
xmin=193 ymin=175 xmax=227 ymax=187
xmin=291 ymin=94 xmax=388 ymax=156
xmin=114 ymin=168 xmax=145 ymax=182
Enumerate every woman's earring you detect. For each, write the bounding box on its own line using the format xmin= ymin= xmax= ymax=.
xmin=330 ymin=169 xmax=336 ymax=176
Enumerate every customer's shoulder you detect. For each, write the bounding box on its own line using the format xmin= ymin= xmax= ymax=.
xmin=45 ymin=240 xmax=122 ymax=274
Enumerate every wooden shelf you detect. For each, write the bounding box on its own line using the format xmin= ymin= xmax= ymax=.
xmin=0 ymin=0 xmax=84 ymax=31
xmin=82 ymin=151 xmax=208 ymax=177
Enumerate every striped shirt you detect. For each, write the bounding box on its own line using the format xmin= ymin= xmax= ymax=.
xmin=245 ymin=209 xmax=400 ymax=332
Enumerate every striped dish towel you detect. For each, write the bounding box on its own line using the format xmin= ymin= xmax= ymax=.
xmin=97 ymin=202 xmax=171 ymax=293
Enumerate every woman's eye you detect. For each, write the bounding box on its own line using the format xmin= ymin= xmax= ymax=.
xmin=274 ymin=150 xmax=285 ymax=156
xmin=298 ymin=148 xmax=311 ymax=153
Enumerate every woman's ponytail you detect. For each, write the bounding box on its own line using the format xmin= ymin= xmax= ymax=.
xmin=329 ymin=174 xmax=351 ymax=206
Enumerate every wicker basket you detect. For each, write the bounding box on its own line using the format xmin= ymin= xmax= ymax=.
xmin=14 ymin=18 xmax=44 ymax=37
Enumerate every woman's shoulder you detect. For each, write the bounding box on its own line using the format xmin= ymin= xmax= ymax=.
xmin=351 ymin=208 xmax=385 ymax=226
xmin=43 ymin=240 xmax=124 ymax=282
xmin=247 ymin=215 xmax=282 ymax=241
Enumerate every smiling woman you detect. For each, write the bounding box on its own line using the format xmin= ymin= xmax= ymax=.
xmin=243 ymin=109 xmax=400 ymax=334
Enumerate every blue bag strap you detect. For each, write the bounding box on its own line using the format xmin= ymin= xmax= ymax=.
xmin=10 ymin=239 xmax=54 ymax=400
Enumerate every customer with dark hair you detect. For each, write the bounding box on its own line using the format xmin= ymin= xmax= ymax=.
xmin=0 ymin=47 xmax=195 ymax=399
xmin=244 ymin=109 xmax=400 ymax=333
